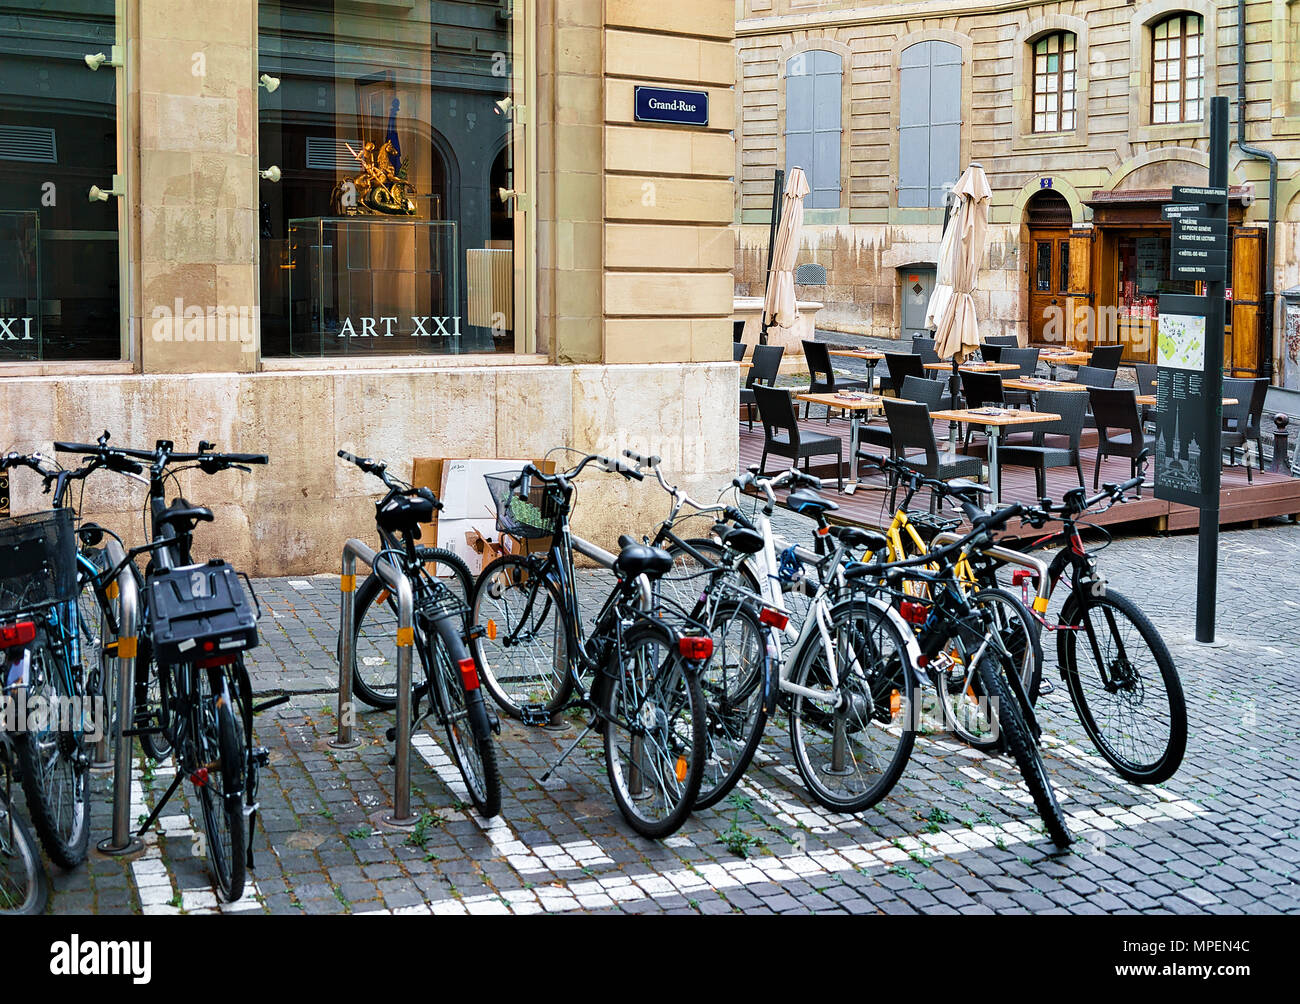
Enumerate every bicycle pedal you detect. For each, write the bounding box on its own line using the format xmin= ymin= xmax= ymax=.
xmin=520 ymin=703 xmax=551 ymax=727
xmin=465 ymin=624 xmax=486 ymax=641
xmin=251 ymin=746 xmax=271 ymax=768
xmin=385 ymin=725 xmax=398 ymax=743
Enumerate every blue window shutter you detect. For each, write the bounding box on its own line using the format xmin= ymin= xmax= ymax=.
xmin=786 ymin=49 xmax=842 ymax=209
xmin=898 ymin=40 xmax=962 ymax=208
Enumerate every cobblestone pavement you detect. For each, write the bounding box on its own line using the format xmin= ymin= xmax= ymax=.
xmin=48 ymin=507 xmax=1300 ymax=915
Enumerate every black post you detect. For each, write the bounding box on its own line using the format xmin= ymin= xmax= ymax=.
xmin=759 ymin=169 xmax=785 ymax=346
xmin=1196 ymin=96 xmax=1229 ymax=643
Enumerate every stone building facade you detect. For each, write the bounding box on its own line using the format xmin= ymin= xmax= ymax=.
xmin=734 ymin=0 xmax=1300 ymax=381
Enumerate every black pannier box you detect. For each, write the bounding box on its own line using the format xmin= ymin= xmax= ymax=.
xmin=145 ymin=560 xmax=259 ymax=664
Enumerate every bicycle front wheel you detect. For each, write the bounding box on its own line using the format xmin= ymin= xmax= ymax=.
xmin=0 ymin=790 xmax=48 ymax=915
xmin=195 ymin=668 xmax=247 ymax=902
xmin=602 ymin=622 xmax=705 ymax=838
xmin=471 ymin=555 xmax=574 ymax=719
xmin=1058 ymin=589 xmax=1187 ymax=784
xmin=788 ymin=599 xmax=917 ymax=814
xmin=426 ymin=614 xmax=501 ymax=817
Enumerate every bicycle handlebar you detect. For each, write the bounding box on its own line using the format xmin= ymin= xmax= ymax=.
xmin=55 ymin=433 xmax=266 ymax=475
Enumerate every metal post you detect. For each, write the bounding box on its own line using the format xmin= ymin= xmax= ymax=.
xmin=1196 ymin=97 xmax=1229 ymax=644
xmin=97 ymin=537 xmax=143 ymax=856
xmin=332 ymin=546 xmax=361 ymax=751
xmin=1271 ymin=414 xmax=1289 ymax=474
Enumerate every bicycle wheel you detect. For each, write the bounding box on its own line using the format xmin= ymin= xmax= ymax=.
xmin=471 ymin=555 xmax=574 ymax=720
xmin=14 ymin=635 xmax=91 ymax=870
xmin=1058 ymin=589 xmax=1187 ymax=784
xmin=788 ymin=598 xmax=917 ymax=814
xmin=0 ymin=790 xmax=48 ymax=915
xmin=602 ymin=622 xmax=705 ymax=838
xmin=661 ymin=538 xmax=762 ymax=612
xmin=974 ymin=651 xmax=1072 ymax=848
xmin=938 ymin=588 xmax=1044 ymax=752
xmin=693 ymin=599 xmax=770 ymax=810
xmin=194 ymin=667 xmax=247 ymax=902
xmin=425 ymin=614 xmax=501 ymax=817
xmin=352 ymin=547 xmax=473 ymax=710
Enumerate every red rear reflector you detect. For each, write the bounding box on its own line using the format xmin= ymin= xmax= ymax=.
xmin=196 ymin=654 xmax=236 ymax=669
xmin=1010 ymin=570 xmax=1036 ymax=586
xmin=758 ymin=607 xmax=789 ymax=630
xmin=458 ymin=657 xmax=480 ymax=691
xmin=0 ymin=622 xmax=36 ymax=650
xmin=190 ymin=767 xmax=209 ymax=787
xmin=899 ymin=600 xmax=930 ymax=625
xmin=678 ymin=635 xmax=713 ymax=661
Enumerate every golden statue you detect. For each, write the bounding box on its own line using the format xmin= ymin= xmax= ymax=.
xmin=331 ymin=140 xmax=416 ymax=216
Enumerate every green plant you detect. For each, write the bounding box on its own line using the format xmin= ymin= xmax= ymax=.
xmin=347 ymin=826 xmax=372 ymax=840
xmin=404 ymin=810 xmax=445 ymax=849
xmin=718 ymin=793 xmax=767 ymax=859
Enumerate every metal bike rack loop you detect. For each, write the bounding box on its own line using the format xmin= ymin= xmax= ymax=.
xmin=335 ymin=539 xmax=417 ymax=827
xmin=97 ymin=536 xmax=144 ymax=856
xmin=932 ymin=533 xmax=1052 ymax=612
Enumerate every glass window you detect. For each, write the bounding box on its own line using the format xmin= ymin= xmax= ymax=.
xmin=1035 ymin=241 xmax=1052 ymax=292
xmin=785 ymin=50 xmax=842 ymax=209
xmin=898 ymin=40 xmax=962 ymax=208
xmin=1032 ymin=33 xmax=1076 ymax=133
xmin=258 ymin=1 xmax=526 ymax=358
xmin=0 ymin=2 xmax=120 ymax=362
xmin=1059 ymin=241 xmax=1070 ymax=293
xmin=1152 ymin=14 xmax=1203 ymax=124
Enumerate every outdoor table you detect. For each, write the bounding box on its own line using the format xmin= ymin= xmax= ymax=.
xmin=1003 ymin=377 xmax=1086 ymax=407
xmin=924 ymin=361 xmax=1019 ymax=374
xmin=928 ymin=407 xmax=1062 ymax=506
xmin=740 ymin=361 xmax=754 ymax=370
xmin=1036 ymin=349 xmax=1090 ymax=381
xmin=829 ymin=349 xmax=884 ymax=393
xmin=794 ymin=391 xmax=889 ymax=490
xmin=1136 ymin=395 xmax=1237 ymax=408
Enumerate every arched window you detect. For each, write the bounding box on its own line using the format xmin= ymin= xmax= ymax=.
xmin=1152 ymin=13 xmax=1203 ymax=124
xmin=1032 ymin=32 xmax=1077 ymax=133
xmin=784 ymin=49 xmax=842 ymax=209
xmin=898 ymin=40 xmax=961 ymax=208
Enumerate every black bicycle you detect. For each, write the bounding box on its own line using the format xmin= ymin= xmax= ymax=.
xmin=338 ymin=451 xmax=501 ymax=818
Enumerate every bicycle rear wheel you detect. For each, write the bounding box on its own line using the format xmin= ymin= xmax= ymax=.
xmin=0 ymin=789 xmax=47 ymax=915
xmin=426 ymin=614 xmax=501 ymax=817
xmin=1058 ymin=590 xmax=1186 ymax=784
xmin=602 ymin=622 xmax=705 ymax=838
xmin=974 ymin=652 xmax=1071 ymax=848
xmin=788 ymin=598 xmax=916 ymax=814
xmin=195 ymin=667 xmax=247 ymax=902
xmin=471 ymin=555 xmax=574 ymax=719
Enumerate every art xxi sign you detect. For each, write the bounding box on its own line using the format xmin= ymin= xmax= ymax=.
xmin=335 ymin=316 xmax=463 ymax=338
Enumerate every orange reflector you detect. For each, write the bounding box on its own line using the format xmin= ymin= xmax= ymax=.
xmin=458 ymin=657 xmax=480 ymax=691
xmin=486 ymin=619 xmax=497 ymax=640
xmin=340 ymin=574 xmax=356 ymax=593
xmin=117 ymin=635 xmax=138 ymax=659
xmin=890 ymin=689 xmax=901 ymax=717
xmin=1033 ymin=596 xmax=1049 ymax=613
xmin=396 ymin=626 xmax=414 ymax=647
xmin=675 ymin=757 xmax=688 ymax=783
xmin=758 ymin=606 xmax=789 ymax=630
xmin=376 ymin=588 xmax=390 ymax=605
xmin=106 ymin=581 xmax=119 ymax=600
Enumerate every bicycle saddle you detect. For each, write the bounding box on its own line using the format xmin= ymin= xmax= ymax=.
xmin=720 ymin=526 xmax=764 ymax=555
xmin=945 ymin=479 xmax=992 ymax=499
xmin=829 ymin=525 xmax=887 ymax=553
xmin=158 ymin=497 xmax=214 ymax=532
xmin=614 ymin=536 xmax=674 ymax=580
xmin=787 ymin=487 xmax=838 ymax=517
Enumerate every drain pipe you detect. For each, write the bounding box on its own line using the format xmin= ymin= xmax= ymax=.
xmin=1237 ymin=0 xmax=1278 ymax=380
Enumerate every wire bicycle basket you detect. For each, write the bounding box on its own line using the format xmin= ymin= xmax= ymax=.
xmin=484 ymin=471 xmax=563 ymax=540
xmin=0 ymin=508 xmax=78 ymax=616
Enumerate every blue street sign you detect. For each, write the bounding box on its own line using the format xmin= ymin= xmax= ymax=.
xmin=634 ymin=86 xmax=709 ymax=127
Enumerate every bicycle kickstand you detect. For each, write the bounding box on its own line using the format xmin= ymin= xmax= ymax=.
xmin=540 ymin=722 xmax=596 ymax=782
xmin=136 ymin=772 xmax=184 ymax=836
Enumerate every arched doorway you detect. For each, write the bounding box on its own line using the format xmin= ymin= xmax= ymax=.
xmin=1024 ymin=190 xmax=1074 ymax=345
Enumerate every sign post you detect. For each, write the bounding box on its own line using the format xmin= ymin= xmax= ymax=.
xmin=1154 ymin=95 xmax=1228 ymax=643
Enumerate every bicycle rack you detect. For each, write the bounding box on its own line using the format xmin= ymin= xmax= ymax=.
xmin=335 ymin=539 xmax=417 ymax=827
xmin=932 ymin=532 xmax=1052 ymax=613
xmin=97 ymin=536 xmax=145 ymax=856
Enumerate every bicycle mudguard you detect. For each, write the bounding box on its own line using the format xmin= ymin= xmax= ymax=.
xmin=839 ymin=594 xmax=928 ymax=691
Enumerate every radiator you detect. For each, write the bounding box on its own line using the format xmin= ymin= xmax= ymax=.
xmin=466 ymin=248 xmax=513 ymax=330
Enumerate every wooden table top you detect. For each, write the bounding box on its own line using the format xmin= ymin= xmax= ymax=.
xmin=795 ymin=391 xmax=885 ymax=411
xmin=1136 ymin=395 xmax=1237 ymax=407
xmin=1003 ymin=378 xmax=1088 ymax=392
xmin=1035 ymin=348 xmax=1091 ymax=364
xmin=739 ymin=361 xmax=754 ymax=370
xmin=925 ymin=361 xmax=1019 ymax=373
xmin=829 ymin=349 xmax=885 ymax=361
xmin=930 ymin=408 xmax=1062 ymax=427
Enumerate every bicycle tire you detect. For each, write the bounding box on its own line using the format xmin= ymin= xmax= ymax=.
xmin=138 ymin=641 xmax=173 ymax=762
xmin=692 ymin=599 xmax=770 ymax=810
xmin=788 ymin=597 xmax=917 ymax=814
xmin=351 ymin=547 xmax=474 ymax=711
xmin=662 ymin=538 xmax=763 ymax=609
xmin=426 ymin=614 xmax=501 ymax=817
xmin=195 ymin=668 xmax=247 ymax=902
xmin=602 ymin=621 xmax=705 ymax=838
xmin=14 ymin=636 xmax=91 ymax=870
xmin=1057 ymin=589 xmax=1187 ymax=784
xmin=471 ymin=554 xmax=574 ymax=720
xmin=0 ymin=790 xmax=48 ymax=914
xmin=974 ymin=651 xmax=1072 ymax=848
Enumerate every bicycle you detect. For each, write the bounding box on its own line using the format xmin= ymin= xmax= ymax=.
xmin=54 ymin=435 xmax=282 ymax=902
xmin=337 ymin=450 xmax=501 ymax=817
xmin=0 ymin=718 xmax=47 ymax=914
xmin=469 ymin=451 xmax=712 ymax=838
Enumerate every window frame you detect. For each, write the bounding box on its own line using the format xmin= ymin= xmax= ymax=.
xmin=1151 ymin=13 xmax=1204 ymax=125
xmin=1032 ymin=32 xmax=1077 ymax=134
xmin=782 ymin=47 xmax=843 ymax=211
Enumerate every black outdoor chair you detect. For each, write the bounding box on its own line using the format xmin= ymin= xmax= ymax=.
xmin=1222 ymin=377 xmax=1269 ymax=483
xmin=883 ymin=351 xmax=928 ymax=395
xmin=998 ymin=389 xmax=1088 ymax=498
xmin=911 ymin=335 xmax=941 ymax=367
xmin=754 ymin=383 xmax=843 ymax=491
xmin=856 ymin=374 xmax=951 ymax=470
xmin=733 ymin=320 xmax=746 ymax=342
xmin=802 ymin=339 xmax=870 ymax=420
xmin=1089 ymin=387 xmax=1155 ymax=494
xmin=1134 ymin=362 xmax=1158 ymax=426
xmin=999 ymin=346 xmax=1040 ymax=407
xmin=1075 ymin=365 xmax=1117 ymax=429
xmin=959 ymin=370 xmax=1007 ymax=448
xmin=980 ymin=343 xmax=1004 ymax=363
xmin=733 ymin=342 xmax=748 ymax=362
xmin=1088 ymin=344 xmax=1124 ymax=370
xmin=882 ymin=398 xmax=983 ymax=513
xmin=740 ymin=344 xmax=783 ymax=431
xmin=984 ymin=335 xmax=1020 ymax=347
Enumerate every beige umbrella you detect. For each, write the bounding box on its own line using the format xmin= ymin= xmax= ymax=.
xmin=928 ymin=163 xmax=992 ymax=361
xmin=763 ymin=167 xmax=811 ymax=331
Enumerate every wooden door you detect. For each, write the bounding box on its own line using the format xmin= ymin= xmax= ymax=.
xmin=1229 ymin=227 xmax=1264 ymax=376
xmin=1066 ymin=227 xmax=1095 ymax=351
xmin=1027 ymin=229 xmax=1071 ymax=345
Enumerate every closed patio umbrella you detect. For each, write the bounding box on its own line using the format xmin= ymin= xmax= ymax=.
xmin=763 ymin=166 xmax=810 ymax=332
xmin=927 ymin=162 xmax=991 ymax=363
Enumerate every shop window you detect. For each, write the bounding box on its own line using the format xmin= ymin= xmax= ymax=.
xmin=1032 ymin=32 xmax=1076 ymax=133
xmin=258 ymin=1 xmax=526 ymax=358
xmin=784 ymin=49 xmax=842 ymax=210
xmin=0 ymin=1 xmax=121 ymax=362
xmin=1152 ymin=14 xmax=1203 ymax=125
xmin=898 ymin=40 xmax=962 ymax=209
